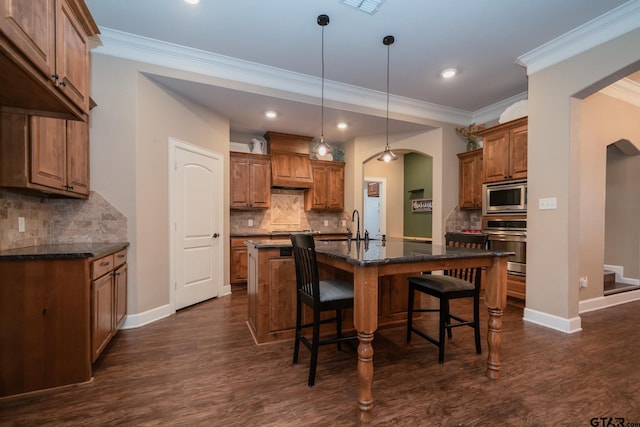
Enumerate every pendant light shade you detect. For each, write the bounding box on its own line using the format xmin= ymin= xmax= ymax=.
xmin=377 ymin=35 xmax=397 ymax=162
xmin=312 ymin=14 xmax=333 ymax=157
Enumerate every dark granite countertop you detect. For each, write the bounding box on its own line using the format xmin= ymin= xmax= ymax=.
xmin=245 ymin=237 xmax=510 ymax=267
xmin=231 ymin=231 xmax=348 ymax=238
xmin=0 ymin=242 xmax=130 ymax=261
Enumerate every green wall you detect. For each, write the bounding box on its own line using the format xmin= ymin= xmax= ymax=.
xmin=403 ymin=153 xmax=433 ymax=238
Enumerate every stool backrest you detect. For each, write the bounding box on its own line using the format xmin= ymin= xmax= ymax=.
xmin=290 ymin=233 xmax=320 ymax=301
xmin=444 ymin=232 xmax=489 ymax=285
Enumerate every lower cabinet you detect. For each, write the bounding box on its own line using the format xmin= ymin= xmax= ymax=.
xmin=230 ymin=238 xmax=248 ymax=284
xmin=91 ymin=248 xmax=128 ymax=362
xmin=0 ymin=245 xmax=128 ymax=398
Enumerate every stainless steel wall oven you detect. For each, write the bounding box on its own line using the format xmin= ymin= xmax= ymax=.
xmin=482 ymin=217 xmax=526 ymax=276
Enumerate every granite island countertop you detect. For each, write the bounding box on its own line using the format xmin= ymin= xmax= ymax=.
xmin=0 ymin=242 xmax=130 ymax=261
xmin=245 ymin=237 xmax=510 ymax=267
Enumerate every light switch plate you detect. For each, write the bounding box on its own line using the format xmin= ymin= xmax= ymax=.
xmin=248 ymin=219 xmax=254 ymax=227
xmin=18 ymin=216 xmax=25 ymax=232
xmin=539 ymin=197 xmax=557 ymax=210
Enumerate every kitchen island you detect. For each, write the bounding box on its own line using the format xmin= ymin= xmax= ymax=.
xmin=246 ymin=237 xmax=509 ymax=423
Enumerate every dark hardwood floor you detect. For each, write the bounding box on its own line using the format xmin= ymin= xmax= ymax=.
xmin=2 ymin=285 xmax=639 ymax=426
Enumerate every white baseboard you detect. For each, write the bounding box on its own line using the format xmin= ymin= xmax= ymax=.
xmin=579 ymin=288 xmax=640 ymax=313
xmin=523 ymin=308 xmax=582 ymax=333
xmin=604 ymin=264 xmax=640 ymax=286
xmin=121 ymin=304 xmax=173 ymax=330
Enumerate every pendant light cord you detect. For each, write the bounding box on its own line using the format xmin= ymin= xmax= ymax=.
xmin=321 ymin=23 xmax=325 ymax=141
xmin=386 ymin=40 xmax=390 ymax=148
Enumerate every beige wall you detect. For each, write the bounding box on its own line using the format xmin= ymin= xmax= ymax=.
xmin=526 ymin=28 xmax=640 ymax=327
xmin=577 ymin=93 xmax=640 ymax=300
xmin=349 ymin=125 xmax=462 ymax=246
xmin=91 ymin=54 xmax=230 ymax=316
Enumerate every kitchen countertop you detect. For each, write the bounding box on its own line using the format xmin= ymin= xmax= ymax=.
xmin=0 ymin=242 xmax=130 ymax=261
xmin=231 ymin=231 xmax=348 ymax=237
xmin=245 ymin=237 xmax=509 ymax=267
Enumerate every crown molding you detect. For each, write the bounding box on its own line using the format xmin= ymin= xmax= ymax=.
xmin=517 ymin=0 xmax=640 ymax=75
xmin=472 ymin=92 xmax=528 ymax=125
xmin=599 ymin=77 xmax=640 ymax=107
xmin=90 ymin=27 xmax=475 ymax=125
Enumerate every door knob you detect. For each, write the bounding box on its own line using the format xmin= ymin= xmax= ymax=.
xmin=212 ymin=233 xmax=220 ymax=238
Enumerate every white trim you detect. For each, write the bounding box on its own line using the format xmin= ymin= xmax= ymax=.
xmin=517 ymin=0 xmax=640 ymax=75
xmin=168 ymin=137 xmax=224 ymax=313
xmin=120 ymin=304 xmax=173 ymax=330
xmin=523 ymin=308 xmax=582 ymax=333
xmin=604 ymin=264 xmax=640 ymax=286
xmin=600 ymin=78 xmax=640 ymax=107
xmin=90 ymin=28 xmax=474 ymax=125
xmin=579 ymin=288 xmax=640 ymax=313
xmin=472 ymin=92 xmax=528 ymax=125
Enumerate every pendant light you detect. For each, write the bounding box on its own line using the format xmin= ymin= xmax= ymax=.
xmin=312 ymin=14 xmax=333 ymax=157
xmin=377 ymin=35 xmax=397 ymax=162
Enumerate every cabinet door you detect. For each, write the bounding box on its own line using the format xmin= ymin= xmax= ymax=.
xmin=482 ymin=131 xmax=510 ymax=183
xmin=309 ymin=166 xmax=329 ymax=210
xmin=458 ymin=150 xmax=482 ymax=209
xmin=267 ymin=257 xmax=297 ymax=332
xmin=327 ymin=164 xmax=344 ymax=211
xmin=249 ymin=158 xmax=271 ymax=208
xmin=271 ymin=152 xmax=313 ymax=187
xmin=230 ymin=156 xmax=250 ymax=208
xmin=65 ymin=118 xmax=89 ymax=196
xmin=509 ymin=124 xmax=528 ymax=180
xmin=30 ymin=116 xmax=67 ymax=190
xmin=91 ymin=273 xmax=114 ymax=362
xmin=114 ymin=263 xmax=127 ymax=330
xmin=230 ymin=239 xmax=248 ymax=283
xmin=54 ymin=0 xmax=89 ymax=112
xmin=0 ymin=0 xmax=55 ymax=77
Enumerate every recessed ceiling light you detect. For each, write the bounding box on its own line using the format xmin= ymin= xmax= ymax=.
xmin=184 ymin=0 xmax=200 ymax=4
xmin=337 ymin=122 xmax=348 ymax=129
xmin=265 ymin=110 xmax=277 ymax=119
xmin=441 ymin=68 xmax=457 ymax=79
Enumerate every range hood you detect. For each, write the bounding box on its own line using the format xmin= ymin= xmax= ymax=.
xmin=265 ymin=131 xmax=314 ymax=189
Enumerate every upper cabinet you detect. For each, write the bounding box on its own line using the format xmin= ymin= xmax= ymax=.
xmin=0 ymin=0 xmax=98 ymax=120
xmin=264 ymin=131 xmax=313 ymax=188
xmin=478 ymin=117 xmax=527 ymax=183
xmin=230 ymin=152 xmax=271 ymax=209
xmin=0 ymin=112 xmax=89 ymax=197
xmin=305 ymin=160 xmax=344 ymax=211
xmin=457 ymin=148 xmax=483 ymax=209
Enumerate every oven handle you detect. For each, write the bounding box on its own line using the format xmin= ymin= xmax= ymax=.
xmin=487 ymin=233 xmax=527 ymax=243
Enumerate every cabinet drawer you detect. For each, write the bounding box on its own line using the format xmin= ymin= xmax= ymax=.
xmin=113 ymin=249 xmax=127 ymax=268
xmin=91 ymin=255 xmax=114 ymax=280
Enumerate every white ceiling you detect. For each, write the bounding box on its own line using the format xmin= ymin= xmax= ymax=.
xmin=84 ymin=0 xmax=634 ymax=144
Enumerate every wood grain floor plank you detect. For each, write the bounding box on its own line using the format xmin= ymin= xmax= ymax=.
xmin=1 ymin=286 xmax=639 ymax=426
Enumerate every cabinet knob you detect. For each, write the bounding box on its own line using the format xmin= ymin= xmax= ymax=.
xmin=51 ymin=73 xmax=59 ymax=80
xmin=212 ymin=233 xmax=220 ymax=238
xmin=59 ymin=80 xmax=67 ymax=87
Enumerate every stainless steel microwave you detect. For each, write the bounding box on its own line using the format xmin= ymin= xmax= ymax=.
xmin=482 ymin=180 xmax=527 ymax=215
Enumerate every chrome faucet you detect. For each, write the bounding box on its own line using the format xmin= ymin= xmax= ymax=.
xmin=351 ymin=209 xmax=361 ymax=241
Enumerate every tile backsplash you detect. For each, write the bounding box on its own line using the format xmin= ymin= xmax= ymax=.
xmin=445 ymin=206 xmax=482 ymax=233
xmin=0 ymin=190 xmax=127 ymax=251
xmin=231 ymin=188 xmax=349 ymax=235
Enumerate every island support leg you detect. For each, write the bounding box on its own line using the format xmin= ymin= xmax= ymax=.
xmin=483 ymin=256 xmax=508 ymax=380
xmin=353 ymin=266 xmax=379 ymax=423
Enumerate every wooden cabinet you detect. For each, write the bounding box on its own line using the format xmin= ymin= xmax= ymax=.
xmin=264 ymin=131 xmax=314 ymax=188
xmin=0 ymin=0 xmax=98 ymax=119
xmin=479 ymin=117 xmax=527 ymax=183
xmin=305 ymin=160 xmax=344 ymax=211
xmin=91 ymin=248 xmax=127 ymax=362
xmin=0 ymin=112 xmax=90 ymax=198
xmin=457 ymin=148 xmax=483 ymax=209
xmin=230 ymin=152 xmax=271 ymax=209
xmin=230 ymin=238 xmax=248 ymax=284
xmin=507 ymin=273 xmax=526 ymax=300
xmin=0 ymin=244 xmax=127 ymax=397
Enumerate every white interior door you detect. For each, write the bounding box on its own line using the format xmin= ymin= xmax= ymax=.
xmin=363 ymin=177 xmax=386 ymax=238
xmin=170 ymin=138 xmax=223 ymax=310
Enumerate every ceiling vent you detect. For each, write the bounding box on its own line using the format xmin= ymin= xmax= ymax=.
xmin=340 ymin=0 xmax=386 ymax=15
